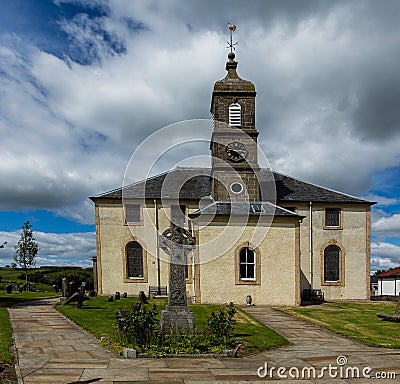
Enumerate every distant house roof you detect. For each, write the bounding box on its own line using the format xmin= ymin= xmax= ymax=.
xmin=377 ymin=266 xmax=400 ymax=278
xmin=189 ymin=201 xmax=303 ymax=219
xmin=90 ymin=167 xmax=374 ymax=205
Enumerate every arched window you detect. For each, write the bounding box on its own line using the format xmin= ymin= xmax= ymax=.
xmin=229 ymin=103 xmax=241 ymax=126
xmin=126 ymin=241 xmax=144 ymax=278
xmin=324 ymin=245 xmax=340 ymax=282
xmin=239 ymin=247 xmax=255 ymax=280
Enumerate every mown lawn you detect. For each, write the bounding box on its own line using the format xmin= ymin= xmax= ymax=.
xmin=57 ymin=296 xmax=289 ymax=354
xmin=280 ymin=301 xmax=400 ymax=348
xmin=0 ymin=290 xmax=60 ymax=363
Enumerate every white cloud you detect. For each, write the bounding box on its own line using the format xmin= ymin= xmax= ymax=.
xmin=0 ymin=0 xmax=400 ymax=267
xmin=372 ymin=213 xmax=400 ymax=234
xmin=371 ymin=242 xmax=400 ymax=272
xmin=0 ymin=230 xmax=95 ymax=268
xmin=364 ymin=194 xmax=398 ymax=206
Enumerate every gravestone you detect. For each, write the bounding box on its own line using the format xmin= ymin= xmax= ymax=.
xmin=115 ymin=291 xmax=120 ymax=300
xmin=159 ymin=223 xmax=196 ymax=332
xmin=6 ymin=284 xmax=12 ymax=294
xmin=62 ymin=291 xmax=79 ymax=305
xmin=122 ymin=292 xmax=128 ymax=298
xmin=139 ymin=290 xmax=148 ymax=304
xmin=377 ymin=296 xmax=400 ymax=322
xmin=60 ymin=278 xmax=69 ymax=303
xmin=69 ymin=281 xmax=77 ymax=296
xmin=76 ymin=282 xmax=87 ymax=309
xmin=61 ymin=278 xmax=68 ymax=297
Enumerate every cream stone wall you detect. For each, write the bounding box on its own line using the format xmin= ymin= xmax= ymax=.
xmin=281 ymin=203 xmax=370 ymax=301
xmin=96 ymin=201 xmax=195 ymax=297
xmin=194 ymin=218 xmax=300 ymax=306
xmin=95 ymin=199 xmax=370 ymax=303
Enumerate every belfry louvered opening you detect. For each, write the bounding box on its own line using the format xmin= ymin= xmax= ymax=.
xmin=229 ymin=103 xmax=241 ymax=126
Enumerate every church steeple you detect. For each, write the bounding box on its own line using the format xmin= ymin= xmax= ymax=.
xmin=210 ymin=28 xmax=260 ymax=202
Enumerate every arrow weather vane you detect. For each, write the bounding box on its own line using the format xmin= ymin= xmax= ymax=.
xmin=227 ymin=22 xmax=238 ymax=53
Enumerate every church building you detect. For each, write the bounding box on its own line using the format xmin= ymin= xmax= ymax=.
xmin=90 ymin=50 xmax=374 ymax=306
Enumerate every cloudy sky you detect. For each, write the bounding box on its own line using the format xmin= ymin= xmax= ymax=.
xmin=0 ymin=0 xmax=399 ymax=271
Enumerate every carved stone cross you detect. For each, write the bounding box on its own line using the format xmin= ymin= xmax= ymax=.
xmin=159 ymin=223 xmax=196 ymax=332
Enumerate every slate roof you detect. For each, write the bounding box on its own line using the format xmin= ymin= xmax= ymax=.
xmin=90 ymin=167 xmax=374 ymax=205
xmin=189 ymin=201 xmax=302 ymax=219
xmin=376 ymin=266 xmax=400 ymax=278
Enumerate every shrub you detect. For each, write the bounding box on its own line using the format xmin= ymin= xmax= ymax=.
xmin=114 ymin=302 xmax=237 ymax=356
xmin=207 ymin=302 xmax=237 ymax=345
xmin=115 ymin=302 xmax=159 ymax=351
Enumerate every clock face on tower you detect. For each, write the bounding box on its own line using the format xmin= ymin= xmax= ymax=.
xmin=225 ymin=141 xmax=249 ymax=162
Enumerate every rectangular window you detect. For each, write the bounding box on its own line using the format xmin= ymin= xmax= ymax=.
xmin=251 ymin=203 xmax=265 ymax=213
xmin=125 ymin=204 xmax=141 ymax=224
xmin=239 ymin=247 xmax=255 ymax=280
xmin=325 ymin=208 xmax=340 ymax=227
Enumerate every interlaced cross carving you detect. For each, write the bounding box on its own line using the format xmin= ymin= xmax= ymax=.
xmin=160 ymin=224 xmax=196 ymax=307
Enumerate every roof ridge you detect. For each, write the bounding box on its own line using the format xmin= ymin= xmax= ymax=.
xmin=272 ymin=170 xmax=373 ymax=203
xmin=91 ymin=169 xmax=172 ymax=198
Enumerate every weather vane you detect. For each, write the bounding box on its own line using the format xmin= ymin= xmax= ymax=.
xmin=227 ymin=22 xmax=238 ymax=53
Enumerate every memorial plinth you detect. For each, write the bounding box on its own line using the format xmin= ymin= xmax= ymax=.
xmin=159 ymin=224 xmax=196 ymax=332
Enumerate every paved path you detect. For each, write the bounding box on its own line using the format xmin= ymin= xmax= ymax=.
xmin=8 ymin=299 xmax=400 ymax=383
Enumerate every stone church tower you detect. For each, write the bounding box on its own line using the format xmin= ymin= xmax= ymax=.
xmin=210 ymin=51 xmax=261 ymax=202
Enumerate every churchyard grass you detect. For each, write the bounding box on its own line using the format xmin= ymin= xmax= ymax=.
xmin=57 ymin=296 xmax=289 ymax=354
xmin=0 ymin=290 xmax=60 ymax=363
xmin=280 ymin=301 xmax=400 ymax=348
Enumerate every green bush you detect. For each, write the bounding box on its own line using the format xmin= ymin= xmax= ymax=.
xmin=114 ymin=302 xmax=237 ymax=356
xmin=207 ymin=302 xmax=236 ymax=345
xmin=115 ymin=302 xmax=159 ymax=350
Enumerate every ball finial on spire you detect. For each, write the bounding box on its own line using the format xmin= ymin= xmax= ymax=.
xmin=227 ymin=22 xmax=238 ymax=55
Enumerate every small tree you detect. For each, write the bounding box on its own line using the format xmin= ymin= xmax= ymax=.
xmin=14 ymin=221 xmax=39 ymax=289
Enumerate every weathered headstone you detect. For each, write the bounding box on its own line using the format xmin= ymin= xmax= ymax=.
xmin=377 ymin=296 xmax=400 ymax=322
xmin=107 ymin=295 xmax=113 ymax=302
xmin=76 ymin=282 xmax=87 ymax=309
xmin=69 ymin=281 xmax=77 ymax=296
xmin=62 ymin=292 xmax=79 ymax=305
xmin=60 ymin=278 xmax=69 ymax=302
xmin=159 ymin=223 xmax=196 ymax=332
xmin=139 ymin=290 xmax=148 ymax=304
xmin=115 ymin=291 xmax=120 ymax=300
xmin=122 ymin=292 xmax=128 ymax=298
xmin=61 ymin=278 xmax=68 ymax=297
xmin=6 ymin=284 xmax=12 ymax=294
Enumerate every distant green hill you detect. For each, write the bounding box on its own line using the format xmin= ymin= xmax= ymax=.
xmin=0 ymin=266 xmax=94 ymax=291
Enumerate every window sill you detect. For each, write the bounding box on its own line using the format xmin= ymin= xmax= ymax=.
xmin=322 ymin=281 xmax=344 ymax=286
xmin=236 ymin=279 xmax=260 ymax=285
xmin=124 ymin=277 xmax=148 ymax=283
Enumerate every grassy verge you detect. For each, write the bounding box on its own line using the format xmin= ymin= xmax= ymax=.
xmin=57 ymin=296 xmax=289 ymax=354
xmin=280 ymin=301 xmax=400 ymax=348
xmin=0 ymin=290 xmax=60 ymax=363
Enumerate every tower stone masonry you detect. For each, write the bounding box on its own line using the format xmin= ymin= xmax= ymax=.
xmin=210 ymin=52 xmax=261 ymax=202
